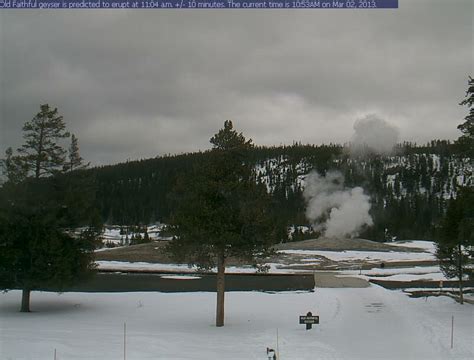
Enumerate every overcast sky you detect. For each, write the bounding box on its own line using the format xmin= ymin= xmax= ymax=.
xmin=0 ymin=1 xmax=472 ymax=166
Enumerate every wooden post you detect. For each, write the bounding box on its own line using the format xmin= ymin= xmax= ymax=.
xmin=451 ymin=316 xmax=454 ymax=349
xmin=306 ymin=312 xmax=313 ymax=330
xmin=54 ymin=348 xmax=56 ymax=360
xmin=276 ymin=328 xmax=280 ymax=360
xmin=124 ymin=322 xmax=127 ymax=360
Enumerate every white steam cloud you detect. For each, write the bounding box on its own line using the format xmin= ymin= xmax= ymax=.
xmin=303 ymin=171 xmax=373 ymax=239
xmin=350 ymin=114 xmax=400 ymax=155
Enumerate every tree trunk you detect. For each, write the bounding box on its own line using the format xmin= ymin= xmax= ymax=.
xmin=20 ymin=288 xmax=31 ymax=312
xmin=216 ymin=252 xmax=226 ymax=327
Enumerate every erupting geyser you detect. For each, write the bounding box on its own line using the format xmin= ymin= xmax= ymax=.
xmin=303 ymin=171 xmax=373 ymax=239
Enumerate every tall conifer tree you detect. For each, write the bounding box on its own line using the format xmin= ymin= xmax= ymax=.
xmin=1 ymin=147 xmax=28 ymax=184
xmin=458 ymin=76 xmax=474 ymax=157
xmin=436 ymin=187 xmax=473 ymax=304
xmin=17 ymin=104 xmax=70 ymax=179
xmin=0 ymin=104 xmax=100 ymax=312
xmin=167 ymin=121 xmax=280 ymax=327
xmin=64 ymin=134 xmax=88 ymax=172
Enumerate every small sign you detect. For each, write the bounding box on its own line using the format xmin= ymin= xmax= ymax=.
xmin=299 ymin=315 xmax=319 ymax=324
xmin=299 ymin=311 xmax=319 ymax=330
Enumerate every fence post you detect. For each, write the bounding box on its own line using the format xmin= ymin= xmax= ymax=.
xmin=124 ymin=322 xmax=127 ymax=360
xmin=276 ymin=328 xmax=280 ymax=359
xmin=451 ymin=316 xmax=454 ymax=349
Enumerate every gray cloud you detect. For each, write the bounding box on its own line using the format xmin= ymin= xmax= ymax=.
xmin=0 ymin=1 xmax=472 ymax=165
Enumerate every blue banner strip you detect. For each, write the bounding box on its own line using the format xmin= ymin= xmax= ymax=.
xmin=0 ymin=0 xmax=399 ymax=9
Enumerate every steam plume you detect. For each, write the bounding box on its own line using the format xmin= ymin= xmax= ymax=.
xmin=303 ymin=171 xmax=373 ymax=238
xmin=350 ymin=114 xmax=399 ymax=155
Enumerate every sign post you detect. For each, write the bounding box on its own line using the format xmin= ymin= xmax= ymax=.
xmin=299 ymin=311 xmax=319 ymax=330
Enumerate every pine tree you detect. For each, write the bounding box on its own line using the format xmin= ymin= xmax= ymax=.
xmin=10 ymin=104 xmax=69 ymax=311
xmin=0 ymin=177 xmax=100 ymax=312
xmin=143 ymin=230 xmax=150 ymax=243
xmin=64 ymin=134 xmax=89 ymax=172
xmin=167 ymin=121 xmax=280 ymax=327
xmin=0 ymin=105 xmax=101 ymax=312
xmin=134 ymin=233 xmax=142 ymax=244
xmin=0 ymin=209 xmax=97 ymax=311
xmin=436 ymin=187 xmax=473 ymax=304
xmin=17 ymin=104 xmax=70 ymax=179
xmin=1 ymin=147 xmax=28 ymax=184
xmin=458 ymin=76 xmax=474 ymax=138
xmin=457 ymin=76 xmax=474 ymax=157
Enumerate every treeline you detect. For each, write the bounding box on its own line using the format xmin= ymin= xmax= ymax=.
xmin=87 ymin=140 xmax=471 ymax=241
xmin=90 ymin=151 xmax=209 ymax=225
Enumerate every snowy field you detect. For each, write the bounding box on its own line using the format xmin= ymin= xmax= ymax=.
xmin=278 ymin=240 xmax=437 ymax=264
xmin=3 ymin=240 xmax=471 ymax=359
xmin=1 ymin=286 xmax=473 ymax=360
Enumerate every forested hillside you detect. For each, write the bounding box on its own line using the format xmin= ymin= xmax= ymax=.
xmin=88 ymin=140 xmax=472 ymax=241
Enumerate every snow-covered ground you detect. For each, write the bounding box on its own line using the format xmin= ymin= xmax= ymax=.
xmin=278 ymin=249 xmax=435 ymax=262
xmin=278 ymin=239 xmax=437 ymax=263
xmin=340 ymin=266 xmax=451 ymax=282
xmin=2 ymin=242 xmax=472 ymax=359
xmin=1 ymin=286 xmax=473 ymax=360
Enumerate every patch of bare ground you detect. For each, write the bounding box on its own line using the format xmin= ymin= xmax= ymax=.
xmin=95 ymin=241 xmax=173 ymax=263
xmin=95 ymin=241 xmax=258 ymax=267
